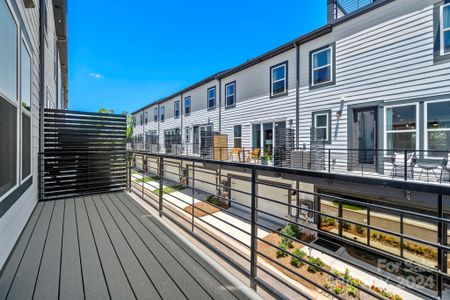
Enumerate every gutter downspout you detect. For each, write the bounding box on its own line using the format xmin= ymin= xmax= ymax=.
xmin=218 ymin=77 xmax=222 ymax=135
xmin=39 ymin=0 xmax=45 ymax=154
xmin=295 ymin=42 xmax=300 ymax=148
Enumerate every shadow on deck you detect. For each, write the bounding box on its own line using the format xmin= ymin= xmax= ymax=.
xmin=0 ymin=192 xmax=259 ymax=300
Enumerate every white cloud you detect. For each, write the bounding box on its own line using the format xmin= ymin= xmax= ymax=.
xmin=89 ymin=72 xmax=103 ymax=79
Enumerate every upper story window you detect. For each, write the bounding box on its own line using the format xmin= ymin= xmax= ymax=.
xmin=139 ymin=113 xmax=143 ymax=125
xmin=133 ymin=116 xmax=136 ymax=126
xmin=144 ymin=111 xmax=148 ymax=124
xmin=385 ymin=104 xmax=418 ymax=151
xmin=425 ymin=100 xmax=450 ymax=156
xmin=310 ymin=45 xmax=334 ymax=88
xmin=312 ymin=110 xmax=331 ymax=143
xmin=442 ymin=3 xmax=450 ymax=55
xmin=207 ymin=87 xmax=216 ymax=110
xmin=225 ymin=82 xmax=236 ymax=108
xmin=270 ymin=62 xmax=287 ymax=97
xmin=154 ymin=107 xmax=158 ymax=122
xmin=174 ymin=100 xmax=180 ymax=118
xmin=160 ymin=106 xmax=165 ymax=122
xmin=185 ymin=96 xmax=191 ymax=115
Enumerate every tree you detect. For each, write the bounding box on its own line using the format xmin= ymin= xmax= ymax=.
xmin=98 ymin=108 xmax=114 ymax=114
xmin=121 ymin=111 xmax=133 ymax=140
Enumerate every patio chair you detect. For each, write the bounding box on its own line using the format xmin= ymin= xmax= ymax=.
xmin=250 ymin=148 xmax=261 ymax=163
xmin=230 ymin=148 xmax=241 ymax=162
xmin=390 ymin=152 xmax=416 ymax=179
xmin=439 ymin=155 xmax=450 ymax=183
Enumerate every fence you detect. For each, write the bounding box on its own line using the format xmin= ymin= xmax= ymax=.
xmin=128 ymin=150 xmax=450 ymax=300
xmin=39 ymin=109 xmax=128 ymax=200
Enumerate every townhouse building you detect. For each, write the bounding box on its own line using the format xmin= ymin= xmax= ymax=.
xmin=0 ymin=0 xmax=68 ymax=268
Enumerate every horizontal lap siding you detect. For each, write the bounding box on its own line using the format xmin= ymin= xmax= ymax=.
xmin=298 ymin=1 xmax=450 ymax=148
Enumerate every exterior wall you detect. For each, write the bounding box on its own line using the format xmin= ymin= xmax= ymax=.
xmin=0 ymin=0 xmax=66 ymax=269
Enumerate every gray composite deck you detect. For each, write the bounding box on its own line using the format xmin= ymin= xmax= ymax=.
xmin=0 ymin=192 xmax=255 ymax=300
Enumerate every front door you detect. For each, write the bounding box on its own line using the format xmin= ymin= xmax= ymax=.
xmin=353 ymin=108 xmax=377 ymax=166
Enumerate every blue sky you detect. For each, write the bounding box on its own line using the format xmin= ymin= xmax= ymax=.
xmin=68 ymin=0 xmax=327 ymax=114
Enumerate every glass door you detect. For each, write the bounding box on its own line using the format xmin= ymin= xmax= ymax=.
xmin=353 ymin=108 xmax=377 ymax=165
xmin=263 ymin=123 xmax=273 ymax=155
xmin=193 ymin=126 xmax=200 ymax=154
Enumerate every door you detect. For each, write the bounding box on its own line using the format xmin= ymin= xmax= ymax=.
xmin=193 ymin=126 xmax=200 ymax=154
xmin=263 ymin=123 xmax=273 ymax=155
xmin=353 ymin=108 xmax=377 ymax=165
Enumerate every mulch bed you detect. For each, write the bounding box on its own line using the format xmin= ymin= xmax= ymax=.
xmin=183 ymin=201 xmax=223 ymax=218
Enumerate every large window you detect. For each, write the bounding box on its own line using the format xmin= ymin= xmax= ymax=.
xmin=174 ymin=100 xmax=180 ymax=119
xmin=144 ymin=111 xmax=148 ymax=124
xmin=312 ymin=111 xmax=331 ymax=143
xmin=154 ymin=107 xmax=158 ymax=122
xmin=426 ymin=100 xmax=450 ymax=155
xmin=442 ymin=3 xmax=450 ymax=55
xmin=310 ymin=45 xmax=333 ymax=88
xmin=184 ymin=96 xmax=191 ymax=115
xmin=385 ymin=104 xmax=418 ymax=151
xmin=21 ymin=40 xmax=32 ymax=180
xmin=270 ymin=62 xmax=287 ymax=97
xmin=160 ymin=106 xmax=165 ymax=122
xmin=225 ymin=82 xmax=236 ymax=108
xmin=185 ymin=127 xmax=190 ymax=143
xmin=233 ymin=125 xmax=242 ymax=148
xmin=0 ymin=0 xmax=17 ymax=101
xmin=207 ymin=87 xmax=216 ymax=110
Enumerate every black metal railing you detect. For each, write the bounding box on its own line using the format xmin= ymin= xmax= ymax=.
xmin=330 ymin=0 xmax=379 ymax=21
xmin=128 ymin=150 xmax=450 ymax=300
xmin=129 ymin=142 xmax=450 ymax=184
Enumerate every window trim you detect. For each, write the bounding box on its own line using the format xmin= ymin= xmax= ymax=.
xmin=174 ymin=100 xmax=180 ymax=119
xmin=207 ymin=86 xmax=216 ymax=110
xmin=233 ymin=124 xmax=242 ymax=148
xmin=270 ymin=61 xmax=288 ymax=98
xmin=225 ymin=81 xmax=236 ymax=109
xmin=312 ymin=110 xmax=332 ymax=144
xmin=309 ymin=44 xmax=335 ymax=89
xmin=424 ymin=99 xmax=450 ymax=158
xmin=441 ymin=3 xmax=450 ymax=56
xmin=160 ymin=106 xmax=165 ymax=122
xmin=184 ymin=96 xmax=191 ymax=116
xmin=154 ymin=107 xmax=158 ymax=122
xmin=20 ymin=34 xmax=32 ymax=184
xmin=383 ymin=103 xmax=420 ymax=154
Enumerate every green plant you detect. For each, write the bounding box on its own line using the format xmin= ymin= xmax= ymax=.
xmin=324 ymin=282 xmax=331 ymax=289
xmin=344 ymin=268 xmax=351 ymax=282
xmin=307 ymin=257 xmax=324 ymax=273
xmin=290 ymin=248 xmax=306 ymax=267
xmin=280 ymin=224 xmax=299 ymax=248
xmin=347 ymin=286 xmax=357 ymax=297
xmin=205 ymin=195 xmax=222 ymax=206
xmin=342 ymin=222 xmax=351 ymax=231
xmin=276 ymin=242 xmax=289 ymax=258
xmin=355 ymin=224 xmax=366 ymax=235
xmin=260 ymin=151 xmax=273 ymax=161
xmin=334 ymin=283 xmax=344 ymax=295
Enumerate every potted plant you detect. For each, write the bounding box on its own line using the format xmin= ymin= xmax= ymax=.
xmin=260 ymin=152 xmax=273 ymax=166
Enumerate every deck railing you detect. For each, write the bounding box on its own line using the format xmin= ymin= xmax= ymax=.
xmin=329 ymin=0 xmax=380 ymax=21
xmin=128 ymin=150 xmax=450 ymax=299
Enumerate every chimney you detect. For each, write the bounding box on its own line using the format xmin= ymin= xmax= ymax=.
xmin=327 ymin=0 xmax=335 ymax=23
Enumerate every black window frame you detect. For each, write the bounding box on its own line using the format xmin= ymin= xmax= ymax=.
xmin=154 ymin=107 xmax=158 ymax=122
xmin=184 ymin=96 xmax=191 ymax=116
xmin=312 ymin=110 xmax=332 ymax=144
xmin=174 ymin=100 xmax=180 ymax=119
xmin=144 ymin=111 xmax=148 ymax=124
xmin=160 ymin=106 xmax=165 ymax=122
xmin=225 ymin=81 xmax=236 ymax=109
xmin=270 ymin=61 xmax=288 ymax=98
xmin=309 ymin=43 xmax=336 ymax=90
xmin=233 ymin=124 xmax=242 ymax=148
xmin=207 ymin=86 xmax=216 ymax=110
xmin=434 ymin=1 xmax=450 ymax=63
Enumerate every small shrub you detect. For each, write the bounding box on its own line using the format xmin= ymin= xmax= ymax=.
xmin=342 ymin=222 xmax=351 ymax=231
xmin=324 ymin=282 xmax=331 ymax=289
xmin=206 ymin=195 xmax=221 ymax=206
xmin=276 ymin=242 xmax=289 ymax=258
xmin=347 ymin=286 xmax=357 ymax=297
xmin=290 ymin=248 xmax=306 ymax=267
xmin=334 ymin=283 xmax=344 ymax=295
xmin=280 ymin=224 xmax=299 ymax=248
xmin=344 ymin=268 xmax=351 ymax=282
xmin=355 ymin=224 xmax=366 ymax=235
xmin=307 ymin=257 xmax=324 ymax=273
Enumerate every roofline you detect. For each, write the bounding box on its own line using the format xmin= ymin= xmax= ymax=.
xmin=132 ymin=0 xmax=397 ymax=116
xmin=52 ymin=0 xmax=69 ymax=108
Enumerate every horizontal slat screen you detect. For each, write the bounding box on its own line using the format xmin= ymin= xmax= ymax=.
xmin=40 ymin=109 xmax=127 ymax=200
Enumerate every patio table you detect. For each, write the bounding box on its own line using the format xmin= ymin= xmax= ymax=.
xmin=418 ymin=163 xmax=439 ymax=182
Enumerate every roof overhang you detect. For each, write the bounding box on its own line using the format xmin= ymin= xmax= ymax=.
xmin=52 ymin=0 xmax=69 ymax=108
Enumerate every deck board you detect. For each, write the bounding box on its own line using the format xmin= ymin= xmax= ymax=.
xmin=0 ymin=191 xmax=256 ymax=300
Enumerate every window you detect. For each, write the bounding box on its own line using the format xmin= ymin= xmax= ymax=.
xmin=174 ymin=100 xmax=180 ymax=118
xmin=441 ymin=3 xmax=450 ymax=55
xmin=154 ymin=107 xmax=158 ymax=122
xmin=310 ymin=45 xmax=334 ymax=88
xmin=0 ymin=0 xmax=18 ymax=101
xmin=21 ymin=39 xmax=32 ymax=180
xmin=185 ymin=127 xmax=190 ymax=143
xmin=270 ymin=62 xmax=287 ymax=97
xmin=160 ymin=106 xmax=165 ymax=122
xmin=426 ymin=100 xmax=450 ymax=155
xmin=207 ymin=87 xmax=216 ymax=109
xmin=312 ymin=111 xmax=331 ymax=143
xmin=144 ymin=111 xmax=148 ymax=124
xmin=139 ymin=113 xmax=143 ymax=125
xmin=133 ymin=116 xmax=136 ymax=126
xmin=185 ymin=96 xmax=191 ymax=115
xmin=225 ymin=82 xmax=236 ymax=108
xmin=234 ymin=125 xmax=242 ymax=148
xmin=21 ymin=41 xmax=31 ymax=111
xmin=385 ymin=104 xmax=418 ymax=151
xmin=252 ymin=124 xmax=261 ymax=149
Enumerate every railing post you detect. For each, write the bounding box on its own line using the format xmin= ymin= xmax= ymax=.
xmin=437 ymin=194 xmax=447 ymax=299
xmin=141 ymin=155 xmax=145 ymax=199
xmin=191 ymin=161 xmax=195 ymax=232
xmin=404 ymin=150 xmax=408 ymax=181
xmin=158 ymin=156 xmax=164 ymax=217
xmin=250 ymin=168 xmax=258 ymax=290
xmin=127 ymin=153 xmax=131 ymax=192
xmin=328 ymin=149 xmax=331 ymax=173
